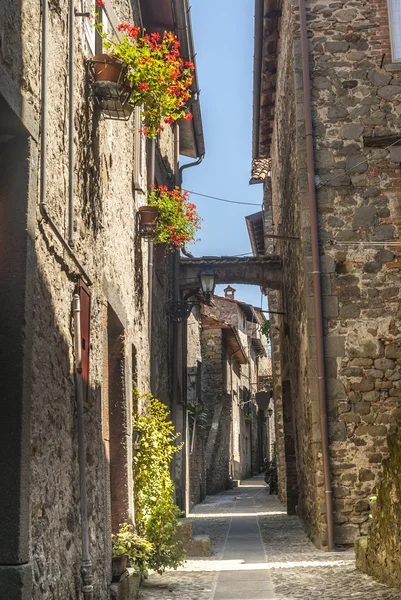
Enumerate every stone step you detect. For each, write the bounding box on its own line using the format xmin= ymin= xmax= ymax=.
xmin=173 ymin=519 xmax=212 ymax=557
xmin=186 ymin=534 xmax=212 ymax=557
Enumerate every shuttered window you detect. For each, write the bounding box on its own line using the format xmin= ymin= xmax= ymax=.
xmin=389 ymin=0 xmax=401 ymax=61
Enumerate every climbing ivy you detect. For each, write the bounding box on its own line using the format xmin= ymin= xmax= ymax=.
xmin=132 ymin=392 xmax=185 ymax=574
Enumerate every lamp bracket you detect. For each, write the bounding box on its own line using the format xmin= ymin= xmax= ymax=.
xmin=166 ymin=300 xmax=199 ymax=322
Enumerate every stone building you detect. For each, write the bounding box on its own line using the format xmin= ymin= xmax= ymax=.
xmin=0 ymin=0 xmax=204 ymax=598
xmin=251 ymin=0 xmax=401 ymax=552
xmin=186 ymin=288 xmax=271 ymax=501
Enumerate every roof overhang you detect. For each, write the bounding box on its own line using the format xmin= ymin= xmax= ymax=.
xmin=139 ymin=0 xmax=205 ymax=159
xmin=245 ymin=211 xmax=265 ymax=256
xmin=251 ymin=0 xmax=281 ymax=165
xmin=202 ymin=314 xmax=248 ymax=365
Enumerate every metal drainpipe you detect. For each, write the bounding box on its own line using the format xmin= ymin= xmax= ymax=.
xmin=68 ymin=0 xmax=75 ymax=248
xmin=298 ymin=0 xmax=334 ymax=551
xmin=178 ymin=154 xmax=204 ymax=186
xmin=73 ymin=291 xmax=94 ymax=599
xmin=41 ymin=3 xmax=93 ymax=597
xmin=40 ymin=0 xmax=92 ymax=286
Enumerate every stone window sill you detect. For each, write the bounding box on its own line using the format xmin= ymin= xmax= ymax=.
xmin=384 ymin=63 xmax=401 ymax=72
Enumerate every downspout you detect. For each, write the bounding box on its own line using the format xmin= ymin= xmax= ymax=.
xmin=178 ymin=154 xmax=204 ymax=186
xmin=68 ymin=0 xmax=75 ymax=248
xmin=41 ymin=4 xmax=93 ymax=597
xmin=73 ymin=291 xmax=94 ymax=599
xmin=298 ymin=0 xmax=334 ymax=551
xmin=40 ymin=0 xmax=91 ymax=286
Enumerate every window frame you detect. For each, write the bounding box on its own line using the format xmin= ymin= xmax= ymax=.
xmin=388 ymin=0 xmax=401 ymax=63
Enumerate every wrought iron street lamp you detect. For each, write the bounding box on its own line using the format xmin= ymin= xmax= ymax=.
xmin=166 ymin=265 xmax=218 ymax=322
xmin=198 ymin=265 xmax=217 ymax=302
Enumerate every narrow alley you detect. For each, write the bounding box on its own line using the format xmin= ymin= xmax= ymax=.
xmin=141 ymin=477 xmax=401 ymax=600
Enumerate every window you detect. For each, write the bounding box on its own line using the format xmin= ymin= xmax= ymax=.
xmin=389 ymin=0 xmax=401 ymax=61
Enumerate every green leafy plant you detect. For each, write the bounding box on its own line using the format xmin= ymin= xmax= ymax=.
xmin=133 ymin=393 xmax=185 ymax=574
xmin=112 ymin=523 xmax=153 ymax=575
xmin=260 ymin=319 xmax=271 ymax=341
xmin=147 ymin=185 xmax=201 ymax=249
xmin=97 ymin=19 xmax=194 ymax=137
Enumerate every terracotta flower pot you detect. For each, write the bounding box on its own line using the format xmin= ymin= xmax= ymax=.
xmin=138 ymin=206 xmax=159 ymax=224
xmin=92 ymin=53 xmax=123 ymax=83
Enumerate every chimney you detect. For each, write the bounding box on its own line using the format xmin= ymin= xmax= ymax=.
xmin=224 ymin=285 xmax=236 ymax=299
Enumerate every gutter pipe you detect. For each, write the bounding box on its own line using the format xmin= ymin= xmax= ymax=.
xmin=298 ymin=0 xmax=334 ymax=551
xmin=178 ymin=154 xmax=204 ymax=186
xmin=252 ymin=0 xmax=264 ymax=160
xmin=73 ymin=291 xmax=94 ymax=600
xmin=68 ymin=0 xmax=75 ymax=248
xmin=40 ymin=0 xmax=91 ymax=286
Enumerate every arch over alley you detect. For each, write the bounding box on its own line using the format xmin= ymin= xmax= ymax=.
xmin=179 ymin=256 xmax=282 ymax=290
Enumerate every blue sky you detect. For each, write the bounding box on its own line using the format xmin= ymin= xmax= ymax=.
xmin=181 ymin=0 xmax=265 ymax=309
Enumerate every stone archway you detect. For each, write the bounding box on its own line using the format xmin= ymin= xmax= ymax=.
xmin=179 ymin=255 xmax=282 ymax=289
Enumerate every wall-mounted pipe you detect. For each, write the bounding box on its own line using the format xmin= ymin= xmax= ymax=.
xmin=41 ymin=2 xmax=93 ymax=597
xmin=40 ymin=0 xmax=91 ymax=286
xmin=298 ymin=0 xmax=334 ymax=551
xmin=73 ymin=291 xmax=94 ymax=599
xmin=178 ymin=154 xmax=204 ymax=186
xmin=68 ymin=0 xmax=75 ymax=248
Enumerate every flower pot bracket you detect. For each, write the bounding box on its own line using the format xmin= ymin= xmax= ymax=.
xmin=138 ymin=206 xmax=159 ymax=239
xmin=86 ymin=58 xmax=134 ymax=121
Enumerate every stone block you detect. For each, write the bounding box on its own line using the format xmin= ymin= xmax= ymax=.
xmin=324 ymin=336 xmax=345 ymax=358
xmin=341 ymin=124 xmax=364 ymax=139
xmin=351 ymin=358 xmax=373 ymax=367
xmin=359 ymin=468 xmax=375 ymax=482
xmin=352 ymin=379 xmax=374 ymax=392
xmin=385 ymin=343 xmax=401 ymax=360
xmin=186 ymin=535 xmax=212 ymax=557
xmin=363 ymin=262 xmax=382 ymax=273
xmin=339 ymin=303 xmax=361 ymax=318
xmin=329 ymin=421 xmax=347 ymax=442
xmin=110 ymin=570 xmax=141 ymax=600
xmin=362 ymin=390 xmax=379 ymax=402
xmin=326 ymin=378 xmax=347 ymax=401
xmin=346 ymin=154 xmax=368 ymax=174
xmin=371 ymin=224 xmax=396 ymax=241
xmin=354 ymin=402 xmax=371 ymax=415
xmin=322 ymin=296 xmax=339 ymax=318
xmin=377 ymin=85 xmax=401 ymax=100
xmin=368 ymin=69 xmax=392 ymax=86
xmin=355 ymin=424 xmax=387 ymax=436
xmin=390 ymin=146 xmax=401 ymax=163
xmin=353 ymin=206 xmax=378 ymax=228
xmin=375 ymin=358 xmax=396 ymax=371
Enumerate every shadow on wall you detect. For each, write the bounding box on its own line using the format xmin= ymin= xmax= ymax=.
xmin=0 ymin=135 xmax=126 ymax=598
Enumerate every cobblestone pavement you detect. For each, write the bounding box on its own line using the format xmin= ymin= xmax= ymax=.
xmin=139 ymin=477 xmax=401 ymax=600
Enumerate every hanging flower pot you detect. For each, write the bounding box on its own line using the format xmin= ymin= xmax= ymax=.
xmin=86 ymin=54 xmax=133 ymax=120
xmin=138 ymin=205 xmax=159 ymax=238
xmin=92 ymin=53 xmax=123 ymax=82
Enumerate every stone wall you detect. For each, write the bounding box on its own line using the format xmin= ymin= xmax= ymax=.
xmin=355 ymin=428 xmax=401 ymax=589
xmin=0 ymin=1 xmax=175 ymax=598
xmin=201 ymin=326 xmax=231 ymax=494
xmin=267 ymin=0 xmax=401 ymax=547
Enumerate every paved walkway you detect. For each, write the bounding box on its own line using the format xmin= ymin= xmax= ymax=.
xmin=139 ymin=476 xmax=401 ymax=600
